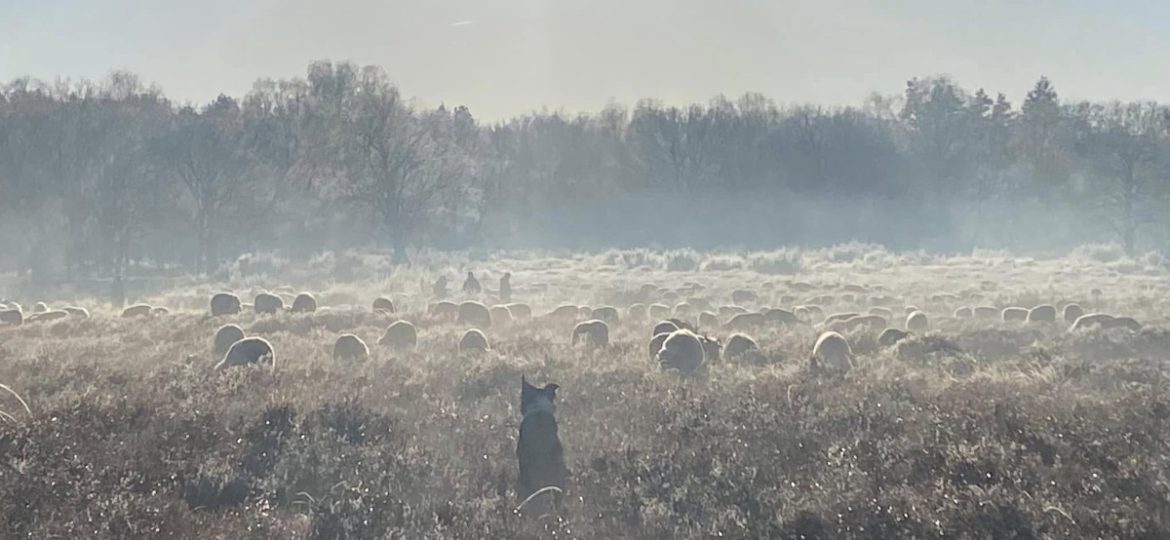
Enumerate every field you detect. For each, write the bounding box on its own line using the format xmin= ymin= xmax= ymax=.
xmin=2 ymin=244 xmax=1170 ymax=539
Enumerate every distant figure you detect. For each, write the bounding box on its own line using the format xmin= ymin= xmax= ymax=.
xmin=433 ymin=276 xmax=449 ymax=298
xmin=499 ymin=272 xmax=512 ymax=303
xmin=517 ymin=377 xmax=566 ymax=516
xmin=110 ymin=275 xmax=125 ymax=309
xmin=463 ymin=271 xmax=481 ymax=294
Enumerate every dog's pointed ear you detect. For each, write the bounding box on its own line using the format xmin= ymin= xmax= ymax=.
xmin=544 ymin=383 xmax=559 ymax=400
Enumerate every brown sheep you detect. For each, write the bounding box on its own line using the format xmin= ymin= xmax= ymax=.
xmin=657 ymin=329 xmax=705 ymax=376
xmin=458 ymin=329 xmax=490 ymax=353
xmin=811 ymin=331 xmax=852 ymax=373
xmin=254 ymin=293 xmax=284 ymax=315
xmin=217 ymin=337 xmax=275 ymax=370
xmin=213 ymin=324 xmax=246 ymax=356
xmin=379 ymin=321 xmax=418 ymax=349
xmin=121 ymin=304 xmax=153 ymax=318
xmin=333 ymin=334 xmax=370 ymax=360
xmin=372 ymin=296 xmax=396 ymax=313
xmin=458 ymin=301 xmax=492 ymax=328
xmin=210 ymin=293 xmax=241 ymax=316
xmin=571 ymin=319 xmax=610 ymax=347
xmin=291 ymin=293 xmax=318 ymax=313
xmin=1027 ymin=305 xmax=1056 ymax=323
xmin=906 ymin=311 xmax=929 ymax=332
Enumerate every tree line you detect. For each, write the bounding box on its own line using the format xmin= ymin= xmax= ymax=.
xmin=2 ymin=60 xmax=1169 ymax=280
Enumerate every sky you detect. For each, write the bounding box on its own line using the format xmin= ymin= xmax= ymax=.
xmin=2 ymin=0 xmax=1170 ymax=120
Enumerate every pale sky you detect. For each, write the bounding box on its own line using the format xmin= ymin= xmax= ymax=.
xmin=2 ymin=0 xmax=1169 ymax=120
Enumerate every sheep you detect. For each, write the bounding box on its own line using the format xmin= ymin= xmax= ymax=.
xmin=953 ymin=307 xmax=973 ymax=319
xmin=726 ymin=312 xmax=766 ymax=331
xmin=652 ymin=320 xmax=680 ymax=337
xmin=672 ymin=303 xmax=695 ymax=319
xmin=333 ymin=334 xmax=370 ymax=360
xmin=217 ymin=337 xmax=275 ymax=370
xmin=549 ymin=305 xmax=581 ymax=323
xmin=213 ymin=324 xmax=246 ymax=356
xmin=835 ymin=314 xmax=886 ymax=333
xmin=577 ymin=306 xmax=593 ymax=319
xmin=723 ymin=333 xmax=760 ymax=361
xmin=1062 ymin=303 xmax=1085 ymax=324
xmin=121 ymin=304 xmax=153 ymax=318
xmin=763 ymin=308 xmax=799 ymax=326
xmin=868 ymin=307 xmax=895 ymax=320
xmin=254 ymin=293 xmax=284 ymax=315
xmin=647 ymin=304 xmax=670 ymax=320
xmin=906 ymin=311 xmax=929 ymax=332
xmin=718 ymin=306 xmax=747 ymax=319
xmin=686 ymin=297 xmax=712 ymax=312
xmin=379 ymin=320 xmax=418 ymax=349
xmin=1069 ymin=313 xmax=1115 ymax=332
xmin=506 ymin=303 xmax=533 ymax=320
xmin=1027 ymin=305 xmax=1056 ymax=323
xmin=458 ymin=301 xmax=492 ymax=328
xmin=5 ymin=302 xmax=21 ymax=313
xmin=823 ymin=312 xmax=862 ymax=326
xmin=590 ymin=306 xmax=620 ymax=326
xmin=291 ymin=293 xmax=318 ymax=313
xmin=0 ymin=309 xmax=22 ymax=326
xmin=28 ymin=310 xmax=68 ymax=323
xmin=1110 ymin=317 xmax=1142 ymax=332
xmin=731 ymin=290 xmax=758 ymax=304
xmin=974 ymin=306 xmax=999 ymax=319
xmin=210 ymin=293 xmax=242 ymax=316
xmin=699 ymin=311 xmax=719 ymax=330
xmin=657 ymin=329 xmax=705 ymax=376
xmin=151 ymin=307 xmax=170 ymax=317
xmin=1001 ymin=307 xmax=1028 ymax=322
xmin=458 ymin=329 xmax=490 ymax=353
xmin=490 ymin=305 xmax=514 ymax=325
xmin=626 ymin=303 xmax=648 ymax=321
xmin=811 ymin=331 xmax=853 ymax=373
xmin=32 ymin=302 xmax=48 ymax=314
xmin=430 ymin=301 xmax=459 ymax=319
xmin=372 ymin=297 xmax=396 ymax=313
xmin=63 ymin=306 xmax=89 ymax=318
xmin=571 ymin=319 xmax=610 ymax=347
xmin=463 ymin=271 xmax=482 ymax=294
xmin=878 ymin=328 xmax=909 ymax=347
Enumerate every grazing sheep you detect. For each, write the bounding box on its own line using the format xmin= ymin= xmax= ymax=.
xmin=652 ymin=320 xmax=680 ymax=337
xmin=32 ymin=302 xmax=48 ymax=314
xmin=333 ymin=334 xmax=370 ymax=360
xmin=823 ymin=312 xmax=862 ymax=326
xmin=458 ymin=301 xmax=492 ymax=328
xmin=213 ymin=324 xmax=246 ymax=355
xmin=1110 ymin=317 xmax=1142 ymax=332
xmin=1001 ymin=307 xmax=1028 ymax=323
xmin=626 ymin=303 xmax=647 ymax=321
xmin=217 ymin=337 xmax=275 ymax=370
xmin=430 ymin=301 xmax=459 ymax=319
xmin=0 ymin=309 xmax=23 ymax=326
xmin=516 ymin=377 xmax=566 ymax=514
xmin=28 ymin=310 xmax=68 ymax=323
xmin=507 ymin=303 xmax=533 ymax=320
xmin=686 ymin=297 xmax=712 ymax=312
xmin=379 ymin=321 xmax=418 ymax=349
xmin=5 ymin=302 xmax=21 ymax=313
xmin=458 ymin=329 xmax=490 ymax=353
xmin=718 ymin=306 xmax=747 ymax=319
xmin=1062 ymin=303 xmax=1085 ymax=324
xmin=648 ymin=332 xmax=671 ymax=360
xmin=764 ymin=308 xmax=799 ymax=326
xmin=499 ymin=272 xmax=512 ymax=303
xmin=254 ymin=293 xmax=284 ymax=315
xmin=1069 ymin=313 xmax=1141 ymax=333
xmin=699 ymin=311 xmax=719 ymax=330
xmin=647 ymin=304 xmax=670 ymax=320
xmin=549 ymin=305 xmax=581 ymax=323
xmin=723 ymin=333 xmax=760 ymax=361
xmin=906 ymin=311 xmax=929 ymax=332
xmin=657 ymin=329 xmax=706 ymax=376
xmin=672 ymin=303 xmax=694 ymax=319
xmin=811 ymin=331 xmax=853 ymax=373
xmin=836 ymin=314 xmax=886 ymax=333
xmin=463 ymin=271 xmax=482 ymax=294
xmin=63 ymin=306 xmax=89 ymax=318
xmin=210 ymin=293 xmax=242 ymax=316
xmin=868 ymin=307 xmax=895 ymax=320
xmin=590 ymin=306 xmax=620 ymax=326
xmin=577 ymin=306 xmax=592 ymax=319
xmin=1027 ymin=305 xmax=1056 ymax=323
xmin=571 ymin=319 xmax=610 ymax=347
xmin=291 ymin=293 xmax=318 ymax=313
xmin=490 ymin=305 xmax=514 ymax=325
xmin=953 ymin=307 xmax=973 ymax=319
xmin=878 ymin=328 xmax=909 ymax=347
xmin=726 ymin=312 xmax=766 ymax=330
xmin=974 ymin=306 xmax=999 ymax=319
xmin=121 ymin=304 xmax=153 ymax=318
xmin=372 ymin=297 xmax=396 ymax=313
xmin=732 ymin=289 xmax=758 ymax=304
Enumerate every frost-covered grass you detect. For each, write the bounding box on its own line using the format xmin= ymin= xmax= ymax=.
xmin=1 ymin=245 xmax=1169 ymax=538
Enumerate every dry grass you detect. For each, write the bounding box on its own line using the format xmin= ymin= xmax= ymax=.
xmin=1 ymin=246 xmax=1169 ymax=538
